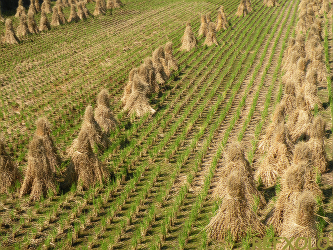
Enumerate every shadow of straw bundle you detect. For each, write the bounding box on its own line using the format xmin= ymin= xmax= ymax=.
xmin=123 ymin=74 xmax=156 ymax=117
xmin=94 ymin=89 xmax=118 ymax=136
xmin=207 ymin=170 xmax=265 ymax=242
xmin=67 ymin=105 xmax=110 ymax=156
xmin=64 ymin=131 xmax=109 ymax=191
xmin=20 ymin=136 xmax=58 ymax=201
xmin=308 ymin=116 xmax=327 ymax=174
xmin=236 ymin=0 xmax=249 ymax=17
xmin=0 ymin=139 xmax=22 ymax=194
xmin=35 ymin=117 xmax=61 ymax=173
xmin=2 ymin=19 xmax=20 ymax=44
xmin=276 ymin=191 xmax=317 ymax=249
xmin=213 ymin=142 xmax=266 ymax=208
xmin=267 ymin=164 xmax=306 ymax=235
xmin=180 ymin=22 xmax=197 ymax=51
xmin=204 ymin=22 xmax=218 ymax=46
xmin=256 ymin=123 xmax=292 ymax=188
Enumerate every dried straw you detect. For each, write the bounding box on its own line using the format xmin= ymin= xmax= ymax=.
xmin=27 ymin=11 xmax=39 ymax=34
xmin=180 ymin=22 xmax=197 ymax=51
xmin=58 ymin=4 xmax=67 ymax=24
xmin=282 ymin=81 xmax=296 ymax=115
xmin=121 ymin=68 xmax=138 ymax=106
xmin=68 ymin=4 xmax=80 ymax=22
xmin=164 ymin=41 xmax=178 ymax=77
xmin=64 ymin=131 xmax=109 ymax=191
xmin=236 ymin=0 xmax=249 ymax=17
xmin=204 ymin=22 xmax=218 ymax=46
xmin=198 ymin=14 xmax=208 ymax=37
xmin=77 ymin=2 xmax=87 ymax=20
xmin=0 ymin=2 xmax=4 ymax=22
xmin=81 ymin=2 xmax=91 ymax=17
xmin=20 ymin=136 xmax=58 ymax=201
xmin=152 ymin=46 xmax=168 ymax=85
xmin=245 ymin=0 xmax=253 ymax=12
xmin=0 ymin=139 xmax=22 ymax=194
xmin=42 ymin=0 xmax=53 ymax=14
xmin=276 ymin=191 xmax=317 ymax=249
xmin=112 ymin=0 xmax=123 ymax=8
xmin=265 ymin=0 xmax=279 ymax=7
xmin=51 ymin=6 xmax=61 ymax=26
xmin=39 ymin=10 xmax=51 ymax=32
xmin=28 ymin=1 xmax=37 ymax=16
xmin=123 ymin=74 xmax=156 ymax=117
xmin=216 ymin=10 xmax=228 ymax=31
xmin=94 ymin=89 xmax=118 ymax=135
xmin=207 ymin=170 xmax=265 ymax=242
xmin=15 ymin=5 xmax=26 ymax=19
xmin=35 ymin=0 xmax=41 ymax=12
xmin=16 ymin=13 xmax=30 ymax=38
xmin=3 ymin=19 xmax=20 ymax=44
xmin=93 ymin=0 xmax=106 ymax=16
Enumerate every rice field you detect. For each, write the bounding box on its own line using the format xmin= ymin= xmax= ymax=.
xmin=0 ymin=0 xmax=332 ymax=249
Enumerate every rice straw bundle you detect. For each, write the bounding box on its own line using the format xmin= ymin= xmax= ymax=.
xmin=27 ymin=11 xmax=39 ymax=34
xmin=180 ymin=22 xmax=197 ymax=51
xmin=293 ymin=57 xmax=308 ymax=88
xmin=82 ymin=2 xmax=91 ymax=17
xmin=123 ymin=74 xmax=156 ymax=117
xmin=33 ymin=118 xmax=61 ymax=173
xmin=152 ymin=46 xmax=168 ymax=85
xmin=267 ymin=165 xmax=306 ymax=235
xmin=213 ymin=142 xmax=266 ymax=207
xmin=282 ymin=81 xmax=296 ymax=115
xmin=57 ymin=5 xmax=67 ymax=24
xmin=15 ymin=3 xmax=26 ymax=18
xmin=138 ymin=59 xmax=156 ymax=95
xmin=265 ymin=0 xmax=279 ymax=7
xmin=258 ymin=102 xmax=286 ymax=153
xmin=77 ymin=2 xmax=87 ymax=20
xmin=276 ymin=191 xmax=317 ymax=249
xmin=68 ymin=4 xmax=80 ymax=22
xmin=320 ymin=0 xmax=331 ymax=15
xmin=111 ymin=0 xmax=123 ymax=8
xmin=164 ymin=42 xmax=178 ymax=77
xmin=295 ymin=15 xmax=307 ymax=33
xmin=51 ymin=6 xmax=62 ymax=26
xmin=42 ymin=0 xmax=53 ymax=14
xmin=0 ymin=2 xmax=4 ymax=22
xmin=67 ymin=105 xmax=111 ymax=156
xmin=39 ymin=10 xmax=50 ymax=32
xmin=207 ymin=171 xmax=265 ymax=242
xmin=20 ymin=136 xmax=58 ymax=201
xmin=236 ymin=0 xmax=249 ymax=17
xmin=245 ymin=0 xmax=253 ymax=12
xmin=35 ymin=0 xmax=41 ymax=12
xmin=62 ymin=0 xmax=70 ymax=7
xmin=303 ymin=76 xmax=322 ymax=111
xmin=121 ymin=68 xmax=138 ymax=106
xmin=256 ymin=123 xmax=292 ymax=188
xmin=94 ymin=89 xmax=118 ymax=135
xmin=28 ymin=1 xmax=37 ymax=15
xmin=0 ymin=139 xmax=22 ymax=194
xmin=198 ymin=14 xmax=208 ymax=37
xmin=308 ymin=49 xmax=327 ymax=85
xmin=308 ymin=116 xmax=327 ymax=173
xmin=93 ymin=0 xmax=106 ymax=16
xmin=16 ymin=13 xmax=30 ymax=38
xmin=204 ymin=22 xmax=218 ymax=46
xmin=3 ymin=19 xmax=20 ymax=44
xmin=286 ymin=107 xmax=312 ymax=144
xmin=64 ymin=131 xmax=109 ymax=191
xmin=216 ymin=10 xmax=228 ymax=31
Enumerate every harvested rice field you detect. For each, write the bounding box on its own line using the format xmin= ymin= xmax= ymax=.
xmin=0 ymin=0 xmax=333 ymax=249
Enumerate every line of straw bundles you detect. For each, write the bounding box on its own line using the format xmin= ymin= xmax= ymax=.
xmin=216 ymin=6 xmax=228 ymax=31
xmin=0 ymin=139 xmax=22 ymax=194
xmin=64 ymin=131 xmax=109 ymax=191
xmin=28 ymin=11 xmax=39 ymax=34
xmin=256 ymin=123 xmax=292 ymax=188
xmin=3 ymin=19 xmax=20 ymax=44
xmin=123 ymin=74 xmax=156 ymax=117
xmin=67 ymin=105 xmax=110 ymax=156
xmin=152 ymin=46 xmax=168 ymax=85
xmin=180 ymin=22 xmax=197 ymax=51
xmin=275 ymin=191 xmax=317 ymax=249
xmin=39 ymin=10 xmax=51 ymax=32
xmin=164 ymin=42 xmax=178 ymax=77
xmin=20 ymin=136 xmax=58 ymax=201
xmin=94 ymin=89 xmax=118 ymax=136
xmin=68 ymin=4 xmax=80 ymax=22
xmin=198 ymin=14 xmax=208 ymax=37
xmin=213 ymin=142 xmax=266 ymax=208
xmin=207 ymin=170 xmax=265 ymax=242
xmin=204 ymin=22 xmax=218 ymax=46
xmin=236 ymin=0 xmax=249 ymax=17
xmin=93 ymin=0 xmax=106 ymax=16
xmin=16 ymin=13 xmax=30 ymax=38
